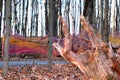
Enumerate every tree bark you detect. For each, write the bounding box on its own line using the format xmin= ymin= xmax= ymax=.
xmin=52 ymin=0 xmax=58 ymax=37
xmin=116 ymin=0 xmax=119 ymax=33
xmin=100 ymin=0 xmax=104 ymax=40
xmin=53 ymin=16 xmax=120 ymax=79
xmin=3 ymin=0 xmax=10 ymax=76
xmin=24 ymin=0 xmax=29 ymax=37
xmin=35 ymin=0 xmax=38 ymax=36
xmin=67 ymin=0 xmax=70 ymax=32
xmin=83 ymin=0 xmax=94 ymax=24
xmin=13 ymin=0 xmax=20 ymax=34
xmin=79 ymin=0 xmax=82 ymax=32
xmin=30 ymin=0 xmax=34 ymax=37
xmin=0 ymin=0 xmax=3 ymax=54
xmin=45 ymin=0 xmax=49 ymax=35
xmin=58 ymin=0 xmax=63 ymax=38
xmin=104 ymin=0 xmax=109 ymax=42
xmin=48 ymin=0 xmax=54 ymax=70
xmin=22 ymin=0 xmax=25 ymax=36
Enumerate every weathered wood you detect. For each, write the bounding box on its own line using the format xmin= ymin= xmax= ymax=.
xmin=53 ymin=16 xmax=120 ymax=80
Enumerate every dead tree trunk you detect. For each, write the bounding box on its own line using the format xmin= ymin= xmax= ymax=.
xmin=53 ymin=16 xmax=120 ymax=80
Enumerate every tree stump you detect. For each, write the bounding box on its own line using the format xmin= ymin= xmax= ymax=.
xmin=53 ymin=16 xmax=120 ymax=80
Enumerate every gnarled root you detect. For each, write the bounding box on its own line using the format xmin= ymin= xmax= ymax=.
xmin=53 ymin=16 xmax=120 ymax=80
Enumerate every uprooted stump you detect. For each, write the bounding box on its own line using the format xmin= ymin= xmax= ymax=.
xmin=53 ymin=16 xmax=120 ymax=80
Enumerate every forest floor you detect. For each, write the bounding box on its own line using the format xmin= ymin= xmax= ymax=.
xmin=0 ymin=56 xmax=85 ymax=80
xmin=0 ymin=36 xmax=120 ymax=80
xmin=0 ymin=64 xmax=85 ymax=80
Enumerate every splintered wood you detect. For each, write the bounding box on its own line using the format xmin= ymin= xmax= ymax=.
xmin=53 ymin=16 xmax=120 ymax=80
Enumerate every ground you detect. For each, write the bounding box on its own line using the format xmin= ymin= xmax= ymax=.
xmin=0 ymin=55 xmax=85 ymax=80
xmin=0 ymin=63 xmax=85 ymax=80
xmin=0 ymin=36 xmax=119 ymax=80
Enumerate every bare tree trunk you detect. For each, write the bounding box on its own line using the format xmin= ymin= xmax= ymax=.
xmin=57 ymin=0 xmax=62 ymax=38
xmin=116 ymin=0 xmax=119 ymax=33
xmin=22 ymin=0 xmax=25 ymax=36
xmin=111 ymin=0 xmax=117 ymax=37
xmin=58 ymin=0 xmax=63 ymax=37
xmin=52 ymin=0 xmax=58 ymax=37
xmin=97 ymin=0 xmax=100 ymax=33
xmin=35 ymin=14 xmax=38 ymax=36
xmin=0 ymin=0 xmax=3 ymax=54
xmin=48 ymin=0 xmax=54 ymax=70
xmin=18 ymin=0 xmax=21 ymax=35
xmin=30 ymin=0 xmax=34 ymax=37
xmin=104 ymin=0 xmax=109 ymax=42
xmin=45 ymin=0 xmax=48 ymax=35
xmin=83 ymin=0 xmax=94 ymax=24
xmin=93 ymin=0 xmax=97 ymax=34
xmin=67 ymin=0 xmax=70 ymax=31
xmin=79 ymin=0 xmax=82 ymax=32
xmin=3 ymin=0 xmax=10 ymax=76
xmin=100 ymin=0 xmax=104 ymax=40
xmin=70 ymin=0 xmax=76 ymax=34
xmin=64 ymin=0 xmax=70 ymax=32
xmin=119 ymin=0 xmax=120 ymax=33
xmin=108 ymin=0 xmax=112 ymax=23
xmin=24 ymin=0 xmax=29 ymax=37
xmin=13 ymin=0 xmax=20 ymax=34
xmin=35 ymin=0 xmax=38 ymax=36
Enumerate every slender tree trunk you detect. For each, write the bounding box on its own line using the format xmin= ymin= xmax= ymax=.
xmin=18 ymin=0 xmax=21 ymax=35
xmin=40 ymin=6 xmax=44 ymax=36
xmin=59 ymin=0 xmax=61 ymax=16
xmin=0 ymin=0 xmax=3 ymax=54
xmin=79 ymin=0 xmax=81 ymax=32
xmin=104 ymin=0 xmax=109 ymax=42
xmin=35 ymin=0 xmax=38 ymax=36
xmin=111 ymin=0 xmax=117 ymax=37
xmin=97 ymin=0 xmax=100 ymax=33
xmin=45 ymin=0 xmax=48 ymax=35
xmin=64 ymin=0 xmax=70 ymax=32
xmin=22 ymin=0 xmax=25 ymax=36
xmin=30 ymin=0 xmax=34 ymax=37
xmin=83 ymin=0 xmax=94 ymax=24
xmin=13 ymin=0 xmax=19 ymax=34
xmin=108 ymin=0 xmax=112 ymax=23
xmin=52 ymin=0 xmax=58 ymax=37
xmin=48 ymin=0 xmax=54 ymax=70
xmin=93 ymin=0 xmax=95 ymax=24
xmin=3 ymin=0 xmax=10 ymax=76
xmin=100 ymin=0 xmax=104 ymax=40
xmin=35 ymin=14 xmax=38 ymax=36
xmin=58 ymin=0 xmax=63 ymax=38
xmin=116 ymin=0 xmax=119 ymax=33
xmin=119 ymin=0 xmax=120 ymax=33
xmin=93 ymin=0 xmax=97 ymax=33
xmin=67 ymin=0 xmax=70 ymax=31
xmin=70 ymin=0 xmax=76 ymax=33
xmin=10 ymin=0 xmax=12 ymax=32
xmin=24 ymin=0 xmax=29 ymax=37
